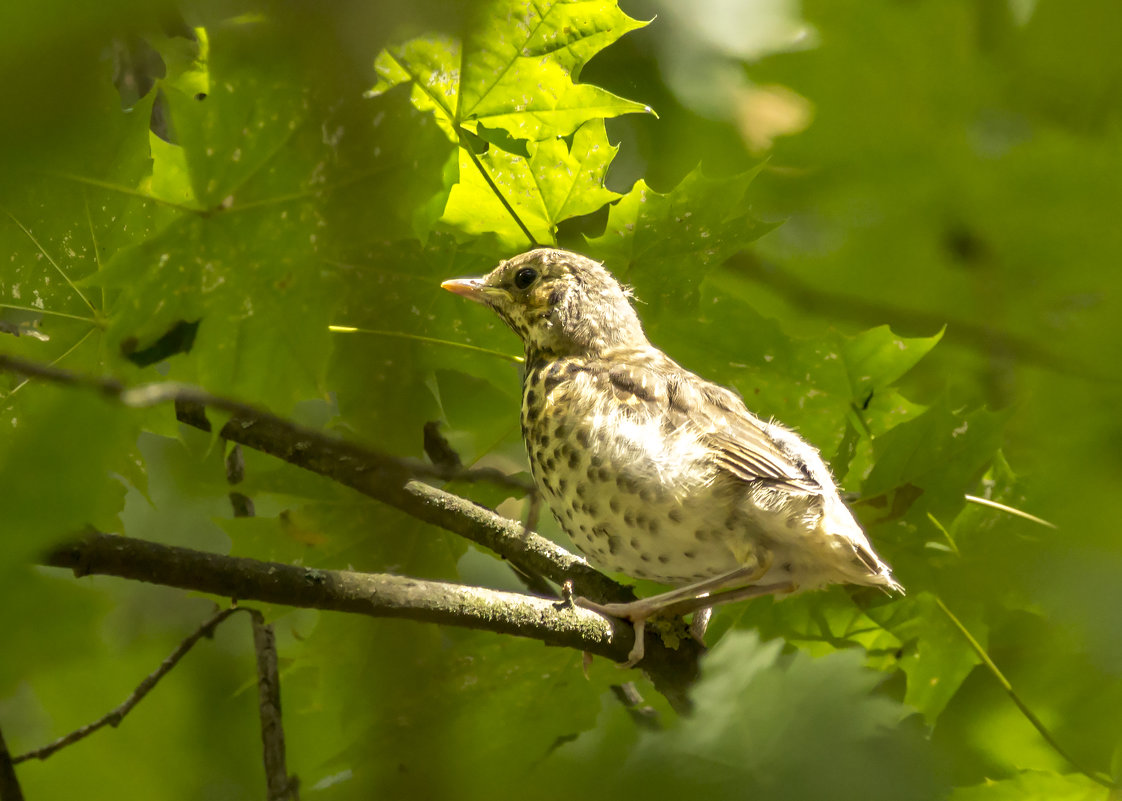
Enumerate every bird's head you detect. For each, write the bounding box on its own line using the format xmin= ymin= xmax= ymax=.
xmin=442 ymin=248 xmax=648 ymax=360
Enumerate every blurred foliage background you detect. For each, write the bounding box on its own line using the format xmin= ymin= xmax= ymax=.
xmin=2 ymin=0 xmax=1120 ymax=798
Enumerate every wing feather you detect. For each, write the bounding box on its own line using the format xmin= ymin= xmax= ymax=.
xmin=603 ymin=350 xmax=822 ymax=492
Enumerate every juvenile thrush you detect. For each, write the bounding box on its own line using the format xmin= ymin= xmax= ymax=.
xmin=442 ymin=248 xmax=902 ymax=663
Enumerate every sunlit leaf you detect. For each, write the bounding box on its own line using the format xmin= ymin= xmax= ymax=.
xmin=369 ymin=0 xmax=651 ymax=143
xmin=841 ymin=324 xmax=943 ymax=404
xmin=441 ymin=118 xmax=620 ymax=247
xmin=867 ymin=591 xmax=982 ymax=724
xmin=862 ymin=401 xmax=1007 ymax=521
xmin=948 ymin=771 xmax=1109 ymax=801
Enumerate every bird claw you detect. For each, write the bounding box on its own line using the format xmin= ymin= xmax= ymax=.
xmin=622 ymin=618 xmax=646 ymax=667
xmin=554 ymin=580 xmax=577 ymax=611
xmin=573 ymin=596 xmax=651 ymax=667
xmin=575 ymin=575 xmax=797 ymax=667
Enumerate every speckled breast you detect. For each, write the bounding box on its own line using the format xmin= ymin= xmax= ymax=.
xmin=519 ymin=358 xmax=758 ymax=586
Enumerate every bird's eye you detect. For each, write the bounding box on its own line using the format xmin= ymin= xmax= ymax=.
xmin=513 ymin=267 xmax=538 ymax=290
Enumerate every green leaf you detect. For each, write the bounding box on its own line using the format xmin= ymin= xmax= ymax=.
xmin=327 ymin=237 xmax=516 ymax=456
xmin=539 ymin=630 xmax=942 ymax=801
xmin=370 ymin=36 xmax=461 ymax=139
xmin=369 ymin=0 xmax=651 ymax=143
xmin=145 ymin=132 xmax=198 ymax=207
xmin=156 ymin=24 xmax=310 ymax=209
xmin=431 ymin=368 xmax=522 ymax=465
xmin=0 ymin=384 xmax=133 ymax=562
xmin=0 ymin=84 xmax=170 ymax=375
xmin=9 ymin=2 xmax=1120 ymax=797
xmin=585 ymin=165 xmax=777 ymax=315
xmin=841 ymin=324 xmax=944 ymax=404
xmin=90 ymin=203 xmax=337 ymax=410
xmin=862 ymin=401 xmax=1007 ymax=521
xmin=724 ymin=588 xmax=902 ymax=664
xmin=867 ymin=591 xmax=982 ymax=724
xmin=948 ymin=771 xmax=1109 ymax=801
xmin=642 ymin=287 xmax=854 ymax=450
xmin=441 ymin=119 xmax=620 ymax=247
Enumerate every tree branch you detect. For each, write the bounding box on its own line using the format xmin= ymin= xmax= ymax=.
xmin=0 ymin=353 xmax=631 ymax=603
xmin=3 ymin=355 xmax=700 ymax=707
xmin=249 ymin=610 xmax=299 ymax=801
xmin=175 ymin=398 xmax=629 ymax=602
xmin=42 ymin=532 xmax=700 ymax=710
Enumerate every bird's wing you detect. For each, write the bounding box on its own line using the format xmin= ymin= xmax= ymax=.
xmin=703 ymin=429 xmax=819 ymax=490
xmin=605 ymin=351 xmax=820 ymax=492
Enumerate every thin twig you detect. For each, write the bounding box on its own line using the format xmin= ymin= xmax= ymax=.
xmin=1 ymin=326 xmax=98 ymax=401
xmin=250 ymin=611 xmax=299 ymax=801
xmin=934 ymin=595 xmax=1116 ymax=790
xmin=328 ymin=325 xmax=524 ymax=365
xmin=175 ymin=399 xmax=624 ymax=600
xmin=13 ymin=606 xmax=246 ymax=764
xmin=609 ymin=683 xmax=661 ymax=731
xmin=0 ymin=723 xmax=24 ymax=801
xmin=507 ymin=563 xmax=559 ymax=599
xmin=508 ymin=490 xmax=558 ymax=597
xmin=404 ymin=457 xmax=534 ymax=494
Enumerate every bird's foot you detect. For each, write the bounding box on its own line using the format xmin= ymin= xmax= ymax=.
xmin=573 ymin=596 xmax=655 ymax=667
xmin=575 ymin=573 xmax=798 ymax=667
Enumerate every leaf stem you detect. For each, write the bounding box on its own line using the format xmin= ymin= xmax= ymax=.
xmin=328 ymin=325 xmax=522 ymax=363
xmin=381 ymin=50 xmax=538 ymax=248
xmin=2 ymin=326 xmax=98 ymax=400
xmin=0 ymin=304 xmax=98 ymax=324
xmin=43 ymin=171 xmax=202 ymax=214
xmin=964 ymin=494 xmax=1057 ymax=529
xmin=925 ymin=513 xmax=960 ymax=556
xmin=454 ymin=126 xmax=539 ymax=248
xmin=934 ymin=595 xmax=1116 ymax=789
xmin=83 ymin=193 xmax=106 ymax=311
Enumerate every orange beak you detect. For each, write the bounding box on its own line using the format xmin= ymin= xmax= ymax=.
xmin=440 ymin=278 xmax=489 ymax=304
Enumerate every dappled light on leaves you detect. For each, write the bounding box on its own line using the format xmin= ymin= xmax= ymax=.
xmin=2 ymin=0 xmax=1121 ymax=799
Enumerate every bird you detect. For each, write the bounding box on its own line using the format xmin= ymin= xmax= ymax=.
xmin=441 ymin=248 xmax=903 ymax=664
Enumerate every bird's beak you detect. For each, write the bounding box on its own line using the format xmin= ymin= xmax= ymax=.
xmin=441 ymin=277 xmax=493 ymax=305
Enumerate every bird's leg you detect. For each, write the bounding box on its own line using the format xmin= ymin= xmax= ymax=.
xmin=520 ymin=489 xmax=542 ymax=539
xmin=649 ymin=580 xmax=797 ymax=620
xmin=570 ymin=597 xmax=648 ymax=668
xmin=576 ymin=555 xmax=792 ymax=666
xmin=579 ymin=555 xmax=773 ymax=620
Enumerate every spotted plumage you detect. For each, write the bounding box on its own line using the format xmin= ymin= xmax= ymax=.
xmin=443 ymin=248 xmax=902 ymax=660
